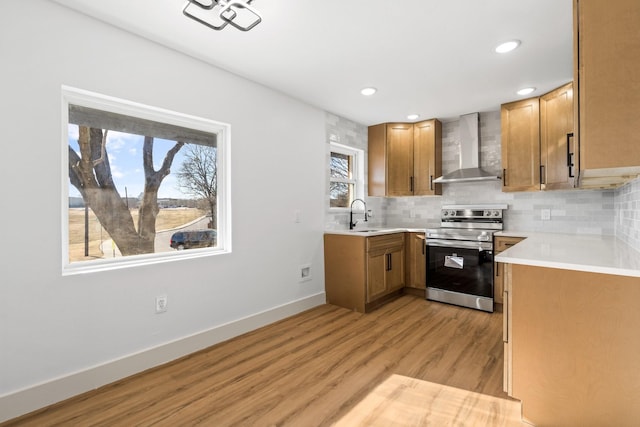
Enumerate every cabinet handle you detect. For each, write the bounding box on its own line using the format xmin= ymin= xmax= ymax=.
xmin=495 ymin=262 xmax=499 ymax=277
xmin=540 ymin=165 xmax=546 ymax=185
xmin=567 ymin=132 xmax=575 ymax=178
xmin=503 ymin=169 xmax=507 ymax=187
xmin=410 ymin=176 xmax=414 ymax=193
xmin=386 ymin=253 xmax=392 ymax=271
xmin=429 ymin=175 xmax=434 ymax=191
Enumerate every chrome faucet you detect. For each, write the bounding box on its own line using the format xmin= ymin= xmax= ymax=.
xmin=349 ymin=198 xmax=368 ymax=230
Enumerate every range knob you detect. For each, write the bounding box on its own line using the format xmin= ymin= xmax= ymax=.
xmin=484 ymin=210 xmax=491 ymax=217
xmin=449 ymin=210 xmax=456 ymax=217
xmin=493 ymin=211 xmax=500 ymax=217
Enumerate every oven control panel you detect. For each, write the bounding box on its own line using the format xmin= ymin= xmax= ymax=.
xmin=441 ymin=209 xmax=503 ymax=219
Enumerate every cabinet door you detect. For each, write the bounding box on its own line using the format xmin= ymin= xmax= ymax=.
xmin=413 ymin=120 xmax=442 ymax=196
xmin=386 ymin=245 xmax=405 ymax=292
xmin=386 ymin=123 xmax=414 ymax=196
xmin=405 ymin=233 xmax=426 ymax=290
xmin=576 ymin=0 xmax=640 ymax=171
xmin=367 ymin=124 xmax=387 ymax=197
xmin=501 ymin=98 xmax=541 ymax=192
xmin=494 ymin=262 xmax=504 ymax=305
xmin=541 ymin=82 xmax=575 ymax=190
xmin=366 ymin=249 xmax=388 ymax=303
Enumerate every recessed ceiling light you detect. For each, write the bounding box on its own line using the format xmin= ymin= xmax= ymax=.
xmin=407 ymin=114 xmax=419 ymax=120
xmin=495 ymin=40 xmax=521 ymax=54
xmin=517 ymin=87 xmax=536 ymax=96
xmin=360 ymin=87 xmax=377 ymax=96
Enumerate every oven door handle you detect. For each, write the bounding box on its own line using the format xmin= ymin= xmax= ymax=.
xmin=426 ymin=239 xmax=493 ymax=251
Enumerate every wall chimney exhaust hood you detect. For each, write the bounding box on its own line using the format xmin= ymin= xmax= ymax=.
xmin=433 ymin=113 xmax=501 ymax=183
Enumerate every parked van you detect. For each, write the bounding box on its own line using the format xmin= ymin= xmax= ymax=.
xmin=170 ymin=229 xmax=217 ymax=250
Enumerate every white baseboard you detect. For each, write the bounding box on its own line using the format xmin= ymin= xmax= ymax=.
xmin=0 ymin=292 xmax=326 ymax=423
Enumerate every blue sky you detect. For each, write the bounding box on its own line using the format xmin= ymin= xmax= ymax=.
xmin=68 ymin=124 xmax=190 ymax=200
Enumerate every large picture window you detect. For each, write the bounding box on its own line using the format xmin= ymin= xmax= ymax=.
xmin=62 ymin=87 xmax=230 ymax=274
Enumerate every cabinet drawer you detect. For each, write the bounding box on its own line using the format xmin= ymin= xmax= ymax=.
xmin=495 ymin=236 xmax=525 ymax=252
xmin=366 ymin=233 xmax=405 ymax=252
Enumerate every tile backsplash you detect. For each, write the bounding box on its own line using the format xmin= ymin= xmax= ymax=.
xmin=616 ymin=178 xmax=640 ymax=250
xmin=325 ymin=111 xmax=639 ymax=252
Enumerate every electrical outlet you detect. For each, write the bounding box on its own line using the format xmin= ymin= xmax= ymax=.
xmin=541 ymin=209 xmax=551 ymax=221
xmin=299 ymin=264 xmax=312 ymax=282
xmin=155 ymin=295 xmax=168 ymax=313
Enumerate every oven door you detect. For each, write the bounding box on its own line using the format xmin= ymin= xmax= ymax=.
xmin=426 ymin=239 xmax=494 ymax=310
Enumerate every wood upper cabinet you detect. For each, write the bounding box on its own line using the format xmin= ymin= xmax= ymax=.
xmin=413 ymin=120 xmax=442 ymax=196
xmin=386 ymin=123 xmax=414 ymax=196
xmin=501 ymin=82 xmax=576 ymax=192
xmin=323 ymin=233 xmax=405 ymax=313
xmin=575 ymin=0 xmax=640 ymax=175
xmin=405 ymin=232 xmax=426 ymax=291
xmin=501 ymin=98 xmax=541 ymax=192
xmin=368 ymin=120 xmax=442 ymax=197
xmin=540 ymin=82 xmax=575 ymax=190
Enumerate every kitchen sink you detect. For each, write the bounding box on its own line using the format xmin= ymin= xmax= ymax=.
xmin=352 ymin=229 xmax=380 ymax=233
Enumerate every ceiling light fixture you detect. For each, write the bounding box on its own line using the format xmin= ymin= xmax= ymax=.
xmin=183 ymin=0 xmax=262 ymax=32
xmin=361 ymin=87 xmax=377 ymax=96
xmin=495 ymin=40 xmax=521 ymax=54
xmin=517 ymin=87 xmax=536 ymax=96
xmin=407 ymin=114 xmax=419 ymax=120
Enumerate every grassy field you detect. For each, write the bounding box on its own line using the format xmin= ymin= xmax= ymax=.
xmin=68 ymin=207 xmax=206 ymax=262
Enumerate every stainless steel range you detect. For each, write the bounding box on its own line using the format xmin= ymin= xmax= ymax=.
xmin=425 ymin=204 xmax=507 ymax=312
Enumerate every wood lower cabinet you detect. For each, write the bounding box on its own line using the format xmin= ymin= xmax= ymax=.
xmin=368 ymin=120 xmax=442 ymax=197
xmin=575 ymin=0 xmax=640 ymax=177
xmin=504 ymin=263 xmax=640 ymax=425
xmin=493 ymin=236 xmax=525 ymax=306
xmin=366 ymin=236 xmax=405 ymax=302
xmin=324 ymin=233 xmax=405 ymax=313
xmin=404 ymin=232 xmax=426 ymax=296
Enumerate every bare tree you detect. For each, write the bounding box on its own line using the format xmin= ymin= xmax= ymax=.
xmin=330 ymin=151 xmax=351 ymax=207
xmin=68 ymin=126 xmax=183 ymax=255
xmin=176 ymin=144 xmax=217 ymax=229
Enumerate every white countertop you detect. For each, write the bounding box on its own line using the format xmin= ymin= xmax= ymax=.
xmin=325 ymin=228 xmax=640 ymax=278
xmin=495 ymin=232 xmax=640 ymax=278
xmin=324 ymin=228 xmax=426 ymax=236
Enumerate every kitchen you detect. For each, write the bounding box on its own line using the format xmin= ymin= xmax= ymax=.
xmin=1 ymin=0 xmax=640 ymax=426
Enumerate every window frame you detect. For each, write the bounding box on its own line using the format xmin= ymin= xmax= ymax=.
xmin=61 ymin=86 xmax=231 ymax=275
xmin=328 ymin=143 xmax=364 ymax=211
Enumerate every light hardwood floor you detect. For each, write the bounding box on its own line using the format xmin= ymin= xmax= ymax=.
xmin=3 ymin=296 xmax=508 ymax=426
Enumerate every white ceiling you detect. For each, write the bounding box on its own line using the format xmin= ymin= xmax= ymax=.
xmin=51 ymin=0 xmax=574 ymax=125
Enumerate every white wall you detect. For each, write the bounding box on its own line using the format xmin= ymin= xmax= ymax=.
xmin=0 ymin=1 xmax=326 ymax=419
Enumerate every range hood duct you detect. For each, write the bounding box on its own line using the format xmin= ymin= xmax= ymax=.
xmin=433 ymin=112 xmax=501 ymax=183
